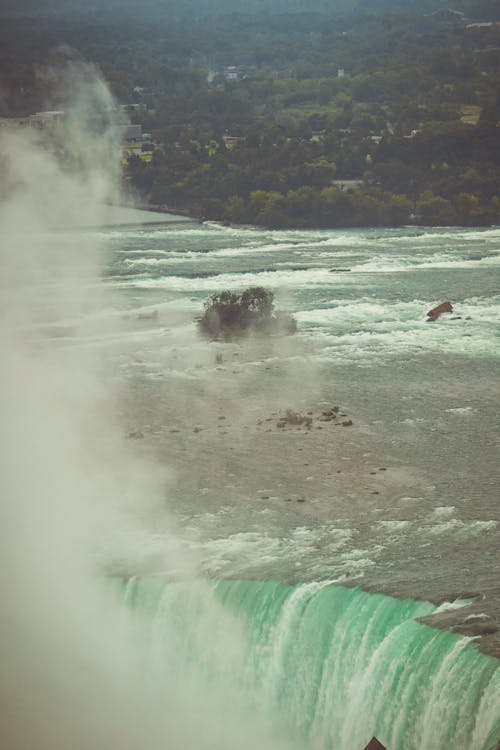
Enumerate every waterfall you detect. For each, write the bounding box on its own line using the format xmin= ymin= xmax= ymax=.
xmin=121 ymin=578 xmax=500 ymax=750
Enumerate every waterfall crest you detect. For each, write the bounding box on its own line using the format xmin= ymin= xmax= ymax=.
xmin=122 ymin=578 xmax=500 ymax=750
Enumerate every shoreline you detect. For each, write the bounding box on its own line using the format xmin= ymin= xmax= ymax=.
xmin=120 ymin=201 xmax=202 ymax=222
xmin=128 ymin=202 xmax=500 ymax=232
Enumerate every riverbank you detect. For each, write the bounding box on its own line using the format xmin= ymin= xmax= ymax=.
xmin=128 ymin=197 xmax=500 ymax=231
xmin=99 ymin=204 xmax=198 ymax=227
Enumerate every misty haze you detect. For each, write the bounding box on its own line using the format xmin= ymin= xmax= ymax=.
xmin=0 ymin=2 xmax=499 ymax=750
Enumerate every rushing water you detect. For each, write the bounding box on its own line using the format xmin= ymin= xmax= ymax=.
xmin=121 ymin=576 xmax=500 ymax=750
xmin=94 ymin=222 xmax=500 ymax=590
xmin=42 ymin=221 xmax=500 ymax=749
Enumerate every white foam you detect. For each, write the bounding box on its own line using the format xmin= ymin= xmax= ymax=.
xmin=117 ymin=266 xmax=355 ymax=293
xmin=305 ymin=304 xmax=500 ymax=362
xmin=434 ymin=599 xmax=473 ymax=614
xmin=464 ymin=613 xmax=490 ymax=622
xmin=423 ymin=519 xmax=498 ymax=536
xmin=175 ymin=518 xmax=381 ymax=582
xmin=383 ymin=227 xmax=500 ymax=245
xmin=431 ymin=507 xmax=456 ymax=519
xmin=208 ymin=237 xmax=355 ymax=257
xmin=296 ymin=298 xmax=426 ymax=326
xmin=354 ymin=250 xmax=500 ymax=274
xmin=377 ymin=520 xmax=410 ymax=532
xmin=123 ymin=256 xmax=186 ymax=266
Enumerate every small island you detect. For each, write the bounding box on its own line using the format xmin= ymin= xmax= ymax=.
xmin=198 ymin=286 xmax=297 ymax=339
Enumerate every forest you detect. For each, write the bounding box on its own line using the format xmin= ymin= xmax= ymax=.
xmin=0 ymin=0 xmax=499 ymax=227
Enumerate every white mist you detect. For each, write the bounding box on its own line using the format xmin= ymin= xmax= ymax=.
xmin=0 ymin=61 xmax=294 ymax=750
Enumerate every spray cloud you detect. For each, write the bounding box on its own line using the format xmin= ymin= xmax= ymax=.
xmin=0 ymin=58 xmax=294 ymax=750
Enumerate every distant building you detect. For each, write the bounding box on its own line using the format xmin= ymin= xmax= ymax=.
xmin=330 ymin=179 xmax=363 ymax=192
xmin=224 ymin=66 xmax=239 ymax=81
xmin=115 ymin=124 xmax=143 ymax=142
xmin=223 ymin=135 xmax=242 ymax=149
xmin=338 ymin=68 xmax=345 ymax=78
xmin=461 ymin=105 xmax=481 ymax=125
xmin=29 ymin=110 xmax=65 ymax=127
xmin=0 ymin=117 xmax=31 ymax=127
xmin=403 ymin=129 xmax=421 ymax=139
xmin=0 ymin=112 xmax=65 ymax=129
xmin=310 ymin=131 xmax=326 ymax=143
xmin=209 ymin=65 xmax=256 ymax=88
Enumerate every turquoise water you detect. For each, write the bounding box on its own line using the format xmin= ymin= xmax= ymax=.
xmin=101 ymin=222 xmax=499 ymax=749
xmin=23 ymin=220 xmax=499 ymax=749
xmin=121 ymin=577 xmax=500 ymax=750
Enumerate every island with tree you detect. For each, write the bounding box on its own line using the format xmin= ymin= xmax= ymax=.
xmin=198 ymin=287 xmax=297 ymax=339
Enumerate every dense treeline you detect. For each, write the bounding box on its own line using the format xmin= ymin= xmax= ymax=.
xmin=2 ymin=5 xmax=499 ymax=115
xmin=1 ymin=2 xmax=499 ymax=227
xmin=125 ymin=114 xmax=500 ymax=227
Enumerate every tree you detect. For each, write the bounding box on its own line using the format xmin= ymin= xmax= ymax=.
xmin=198 ymin=291 xmax=242 ymax=338
xmin=198 ymin=287 xmax=296 ymax=339
xmin=240 ymin=286 xmax=275 ymax=319
xmin=224 ymin=196 xmax=247 ymax=224
xmin=416 ymin=191 xmax=453 ymax=225
xmin=249 ymin=190 xmax=287 ymax=227
xmin=455 ymin=192 xmax=480 ymax=225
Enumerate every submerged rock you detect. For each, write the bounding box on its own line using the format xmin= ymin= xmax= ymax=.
xmin=426 ymin=300 xmax=453 ymax=322
xmin=455 ymin=621 xmax=498 ymax=637
xmin=363 ymin=738 xmax=386 ymax=750
xmin=276 ymin=410 xmax=313 ymax=429
xmin=137 ymin=309 xmax=158 ymax=321
xmin=126 ymin=430 xmax=144 ymax=439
